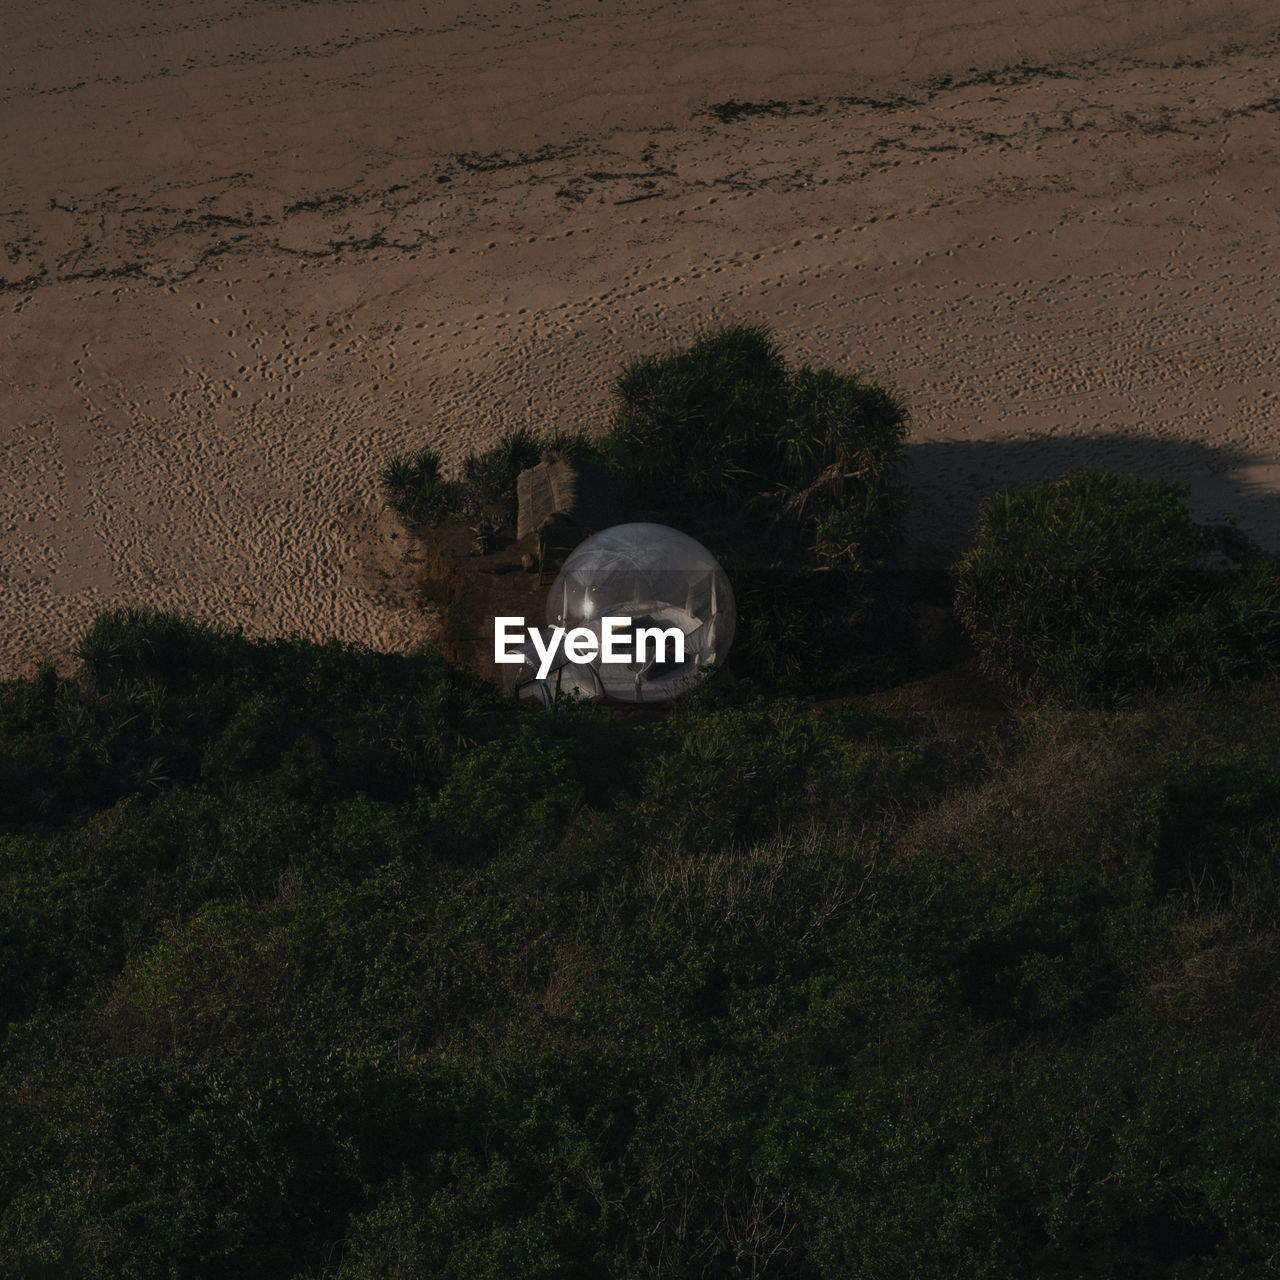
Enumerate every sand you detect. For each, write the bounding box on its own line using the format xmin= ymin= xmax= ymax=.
xmin=2 ymin=0 xmax=1278 ymax=679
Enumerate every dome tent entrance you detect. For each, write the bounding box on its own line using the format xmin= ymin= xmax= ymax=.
xmin=545 ymin=522 xmax=735 ymax=703
xmin=500 ymin=628 xmax=606 ymax=708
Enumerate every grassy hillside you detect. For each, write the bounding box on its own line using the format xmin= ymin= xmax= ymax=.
xmin=4 ymin=331 xmax=1280 ymax=1277
xmin=4 ymin=604 xmax=1280 ymax=1277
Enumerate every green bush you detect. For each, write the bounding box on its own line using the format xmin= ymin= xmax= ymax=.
xmin=14 ymin=604 xmax=1280 ymax=1274
xmin=953 ymin=470 xmax=1280 ymax=704
xmin=609 ymin=325 xmax=909 ymax=572
xmin=74 ymin=605 xmax=253 ymax=694
xmin=375 ymin=328 xmax=910 ymax=696
xmin=782 ymin=365 xmax=910 ymax=565
xmin=379 ymin=446 xmax=463 ymax=525
xmin=609 ymin=322 xmax=790 ymax=501
xmin=461 ymin=427 xmax=544 ymax=523
xmin=428 ymin=719 xmax=580 ymax=854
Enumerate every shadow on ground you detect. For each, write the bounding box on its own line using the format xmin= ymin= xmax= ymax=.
xmin=900 ymin=430 xmax=1280 ymax=566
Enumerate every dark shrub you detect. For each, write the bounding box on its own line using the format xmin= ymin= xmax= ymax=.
xmin=460 ymin=426 xmax=543 ymax=523
xmin=74 ymin=605 xmax=252 ymax=694
xmin=609 ymin=325 xmax=909 ymax=572
xmin=954 ymin=470 xmax=1280 ymax=703
xmin=379 ymin=446 xmax=463 ymax=525
xmin=377 ymin=327 xmax=909 ymax=695
xmin=781 ymin=365 xmax=910 ymax=566
xmin=428 ymin=719 xmax=580 ymax=854
xmin=609 ymin=323 xmax=790 ymax=502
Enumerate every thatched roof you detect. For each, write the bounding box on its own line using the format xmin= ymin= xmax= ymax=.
xmin=516 ymin=453 xmax=615 ymax=543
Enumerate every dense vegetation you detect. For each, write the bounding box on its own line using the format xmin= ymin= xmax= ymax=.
xmin=380 ymin=325 xmax=911 ymax=690
xmin=4 ymin=604 xmax=1280 ymax=1277
xmin=5 ymin=330 xmax=1280 ymax=1275
xmin=954 ymin=470 xmax=1280 ymax=704
xmin=382 ymin=325 xmax=908 ymax=574
xmin=605 ymin=324 xmax=909 ymax=571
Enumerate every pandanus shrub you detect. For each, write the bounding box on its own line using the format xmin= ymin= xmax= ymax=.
xmin=378 ymin=446 xmax=462 ymax=525
xmin=610 ymin=324 xmax=909 ymax=571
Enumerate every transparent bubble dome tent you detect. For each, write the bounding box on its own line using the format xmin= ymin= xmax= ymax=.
xmin=506 ymin=523 xmax=736 ymax=706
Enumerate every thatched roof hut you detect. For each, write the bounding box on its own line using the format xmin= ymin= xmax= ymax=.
xmin=516 ymin=451 xmax=618 ymax=580
xmin=517 ymin=453 xmax=615 ymax=541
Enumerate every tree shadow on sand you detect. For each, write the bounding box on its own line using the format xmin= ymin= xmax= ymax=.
xmin=899 ymin=430 xmax=1280 ymax=567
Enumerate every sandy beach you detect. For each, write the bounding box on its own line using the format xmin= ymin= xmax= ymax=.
xmin=2 ymin=0 xmax=1277 ymax=678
